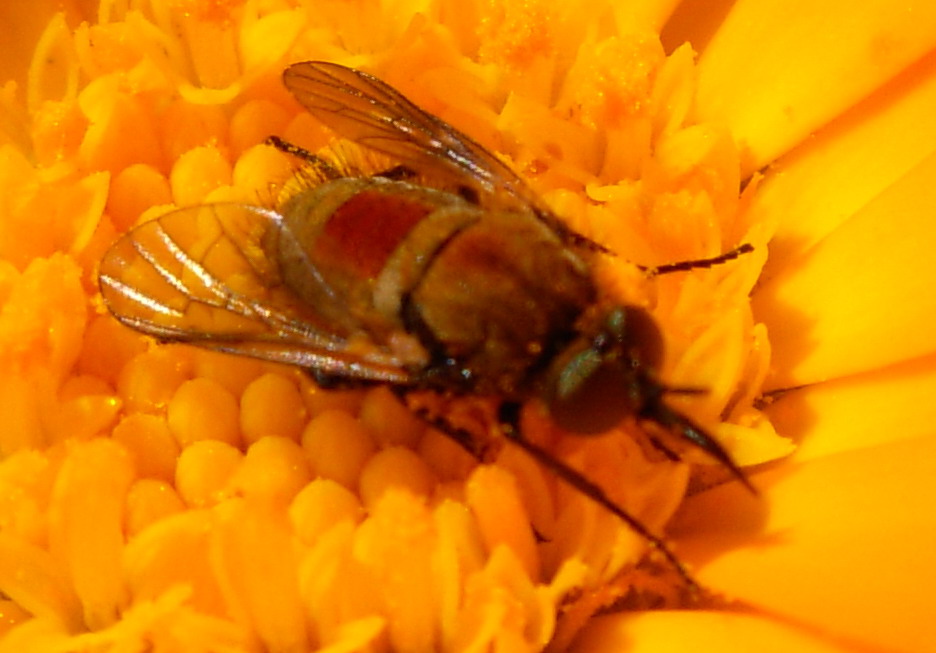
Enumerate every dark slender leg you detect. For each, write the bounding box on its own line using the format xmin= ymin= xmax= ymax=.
xmin=373 ymin=164 xmax=418 ymax=181
xmin=496 ymin=402 xmax=700 ymax=592
xmin=306 ymin=368 xmax=381 ymax=391
xmin=641 ymin=243 xmax=754 ymax=276
xmin=265 ymin=135 xmax=344 ymax=179
xmin=532 ymin=208 xmax=613 ymax=255
xmin=408 ymin=406 xmax=490 ymax=461
xmin=644 ymin=401 xmax=756 ymax=494
xmin=646 ymin=435 xmax=682 ymax=462
xmin=392 ymin=387 xmax=491 ymax=460
xmin=399 ymin=396 xmax=701 ymax=590
xmin=267 ymin=135 xmax=422 ymax=184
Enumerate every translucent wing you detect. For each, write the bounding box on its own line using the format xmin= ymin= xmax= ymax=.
xmin=99 ymin=203 xmax=413 ymax=384
xmin=282 ymin=61 xmax=531 ymax=200
xmin=282 ymin=61 xmax=604 ymax=250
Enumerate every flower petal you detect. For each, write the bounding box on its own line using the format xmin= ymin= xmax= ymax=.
xmin=755 ymin=51 xmax=936 ymax=278
xmin=766 ymin=351 xmax=936 ymax=461
xmin=570 ymin=610 xmax=855 ymax=653
xmin=692 ymin=0 xmax=936 ymax=171
xmin=672 ymin=434 xmax=936 ymax=653
xmin=753 ymin=151 xmax=936 ymax=388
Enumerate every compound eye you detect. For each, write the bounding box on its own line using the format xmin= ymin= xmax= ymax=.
xmin=610 ymin=306 xmax=664 ymax=370
xmin=547 ymin=348 xmax=639 ymax=435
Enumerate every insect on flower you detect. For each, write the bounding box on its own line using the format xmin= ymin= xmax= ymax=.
xmin=99 ymin=61 xmax=754 ymax=585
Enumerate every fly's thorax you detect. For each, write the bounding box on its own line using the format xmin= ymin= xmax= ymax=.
xmin=407 ymin=209 xmax=596 ymax=396
xmin=274 ymin=177 xmax=478 ymax=337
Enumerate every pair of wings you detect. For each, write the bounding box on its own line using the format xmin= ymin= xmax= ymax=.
xmin=99 ymin=61 xmax=584 ymax=383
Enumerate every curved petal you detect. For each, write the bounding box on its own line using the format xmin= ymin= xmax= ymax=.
xmin=766 ymin=351 xmax=936 ymax=461
xmin=671 ymin=434 xmax=936 ymax=653
xmin=751 ymin=51 xmax=936 ymax=276
xmin=693 ymin=0 xmax=936 ymax=171
xmin=753 ymin=151 xmax=936 ymax=389
xmin=570 ymin=610 xmax=856 ymax=653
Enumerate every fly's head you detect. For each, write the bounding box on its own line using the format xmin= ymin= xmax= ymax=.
xmin=543 ymin=305 xmax=665 ymax=435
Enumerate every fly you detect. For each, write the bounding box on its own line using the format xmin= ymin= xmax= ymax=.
xmin=99 ymin=61 xmax=754 ymax=587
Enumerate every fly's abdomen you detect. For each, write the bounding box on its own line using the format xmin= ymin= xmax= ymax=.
xmin=277 ymin=177 xmax=481 ymax=336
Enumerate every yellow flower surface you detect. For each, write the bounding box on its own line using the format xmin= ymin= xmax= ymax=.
xmin=0 ymin=0 xmax=934 ymax=652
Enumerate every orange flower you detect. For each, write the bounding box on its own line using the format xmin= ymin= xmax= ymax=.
xmin=0 ymin=1 xmax=933 ymax=652
xmin=575 ymin=1 xmax=936 ymax=652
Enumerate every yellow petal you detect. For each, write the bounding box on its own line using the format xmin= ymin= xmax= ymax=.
xmin=693 ymin=0 xmax=936 ymax=171
xmin=752 ymin=52 xmax=936 ymax=277
xmin=753 ymin=151 xmax=936 ymax=388
xmin=0 ymin=0 xmax=65 ymax=89
xmin=48 ymin=439 xmax=134 ymax=630
xmin=766 ymin=351 xmax=936 ymax=461
xmin=211 ymin=498 xmax=310 ymax=653
xmin=0 ymin=533 xmax=82 ymax=632
xmin=570 ymin=610 xmax=855 ymax=653
xmin=672 ymin=434 xmax=936 ymax=653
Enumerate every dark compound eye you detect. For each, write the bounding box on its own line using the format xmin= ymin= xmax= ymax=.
xmin=605 ymin=306 xmax=664 ymax=371
xmin=544 ymin=307 xmax=666 ymax=435
xmin=548 ymin=353 xmax=639 ymax=434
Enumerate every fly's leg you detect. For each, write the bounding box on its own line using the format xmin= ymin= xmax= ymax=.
xmin=371 ymin=166 xmax=478 ymax=207
xmin=641 ymin=243 xmax=754 ymax=276
xmin=412 ymin=409 xmax=490 ymax=461
xmin=401 ymin=395 xmax=701 ymax=590
xmin=389 ymin=387 xmax=492 ymax=461
xmin=641 ymin=400 xmax=757 ymax=494
xmin=404 ymin=406 xmax=490 ymax=462
xmin=267 ymin=136 xmax=424 ymax=183
xmin=305 ymin=368 xmax=384 ymax=391
xmin=496 ymin=402 xmax=701 ymax=593
xmin=373 ymin=164 xmax=418 ymax=181
xmin=265 ymin=135 xmax=345 ymax=180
